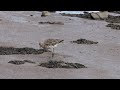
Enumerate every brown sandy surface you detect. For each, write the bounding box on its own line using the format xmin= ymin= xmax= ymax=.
xmin=0 ymin=11 xmax=120 ymax=79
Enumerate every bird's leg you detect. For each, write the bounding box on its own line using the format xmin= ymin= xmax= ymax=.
xmin=52 ymin=48 xmax=54 ymax=58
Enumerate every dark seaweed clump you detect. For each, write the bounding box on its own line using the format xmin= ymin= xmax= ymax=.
xmin=8 ymin=60 xmax=25 ymax=65
xmin=106 ymin=23 xmax=120 ymax=30
xmin=8 ymin=60 xmax=36 ymax=65
xmin=71 ymin=39 xmax=98 ymax=44
xmin=39 ymin=60 xmax=87 ymax=69
xmin=106 ymin=15 xmax=120 ymax=23
xmin=24 ymin=60 xmax=36 ymax=64
xmin=38 ymin=21 xmax=64 ymax=25
xmin=0 ymin=47 xmax=47 ymax=55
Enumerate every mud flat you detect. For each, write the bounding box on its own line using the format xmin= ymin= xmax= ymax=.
xmin=0 ymin=11 xmax=120 ymax=79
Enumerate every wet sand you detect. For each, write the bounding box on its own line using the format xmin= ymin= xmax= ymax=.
xmin=0 ymin=11 xmax=120 ymax=79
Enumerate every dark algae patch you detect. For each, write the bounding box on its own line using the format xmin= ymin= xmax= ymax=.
xmin=8 ymin=60 xmax=36 ymax=65
xmin=71 ymin=39 xmax=98 ymax=44
xmin=39 ymin=60 xmax=87 ymax=69
xmin=38 ymin=21 xmax=64 ymax=25
xmin=8 ymin=60 xmax=25 ymax=65
xmin=24 ymin=60 xmax=36 ymax=64
xmin=0 ymin=47 xmax=47 ymax=55
xmin=106 ymin=15 xmax=120 ymax=23
xmin=106 ymin=23 xmax=120 ymax=30
xmin=9 ymin=60 xmax=87 ymax=69
xmin=106 ymin=15 xmax=120 ymax=30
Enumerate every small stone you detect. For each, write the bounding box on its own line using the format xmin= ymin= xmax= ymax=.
xmin=30 ymin=15 xmax=33 ymax=16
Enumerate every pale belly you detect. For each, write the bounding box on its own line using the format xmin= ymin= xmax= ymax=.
xmin=48 ymin=44 xmax=58 ymax=49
